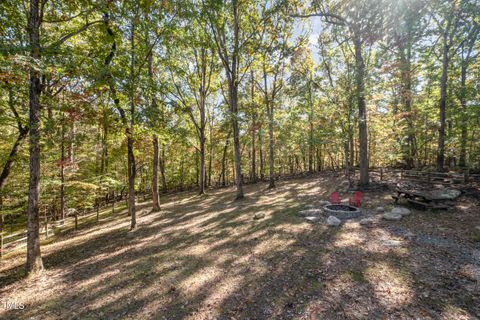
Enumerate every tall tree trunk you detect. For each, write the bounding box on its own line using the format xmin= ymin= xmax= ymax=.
xmin=399 ymin=45 xmax=416 ymax=168
xmin=103 ymin=11 xmax=136 ymax=227
xmin=26 ymin=0 xmax=43 ymax=274
xmin=263 ymin=68 xmax=275 ymax=189
xmin=436 ymin=34 xmax=449 ymax=172
xmin=195 ymin=150 xmax=199 ymax=186
xmin=100 ymin=113 xmax=108 ymax=175
xmin=344 ymin=139 xmax=350 ymax=177
xmin=68 ymin=122 xmax=75 ymax=163
xmin=220 ymin=132 xmax=231 ymax=187
xmin=354 ymin=38 xmax=369 ymax=186
xmin=147 ymin=34 xmax=161 ymax=209
xmin=222 ymin=0 xmax=243 ymax=200
xmin=316 ymin=146 xmax=322 ymax=172
xmin=458 ymin=26 xmax=478 ymax=167
xmin=198 ymin=76 xmax=206 ymax=194
xmin=151 ymin=135 xmax=161 ymax=212
xmin=208 ymin=113 xmax=213 ymax=187
xmin=250 ymin=70 xmax=257 ymax=183
xmin=251 ymin=123 xmax=256 ymax=183
xmin=199 ymin=135 xmax=206 ymax=195
xmin=208 ymin=148 xmax=212 ymax=187
xmin=459 ymin=54 xmax=468 ymax=168
xmin=160 ymin=147 xmax=167 ymax=192
xmin=60 ymin=121 xmax=65 ymax=220
xmin=127 ymin=133 xmax=136 ymax=228
xmin=308 ymin=78 xmax=314 ymax=172
xmin=128 ymin=18 xmax=136 ymax=229
xmin=268 ymin=103 xmax=275 ymax=188
xmin=259 ymin=126 xmax=264 ymax=180
xmin=229 ymin=81 xmax=243 ymax=199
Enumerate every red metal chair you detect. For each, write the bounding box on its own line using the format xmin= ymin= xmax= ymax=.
xmin=349 ymin=191 xmax=363 ymax=207
xmin=329 ymin=192 xmax=341 ymax=204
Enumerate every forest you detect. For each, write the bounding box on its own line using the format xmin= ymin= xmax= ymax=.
xmin=0 ymin=0 xmax=479 ymax=319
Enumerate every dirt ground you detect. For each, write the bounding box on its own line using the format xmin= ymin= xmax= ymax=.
xmin=1 ymin=173 xmax=479 ymax=319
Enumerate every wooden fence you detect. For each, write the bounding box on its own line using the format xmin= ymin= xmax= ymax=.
xmin=0 ymin=191 xmax=136 ymax=259
xmin=366 ymin=168 xmax=480 ymax=185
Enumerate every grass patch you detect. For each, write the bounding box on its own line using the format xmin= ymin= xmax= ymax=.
xmin=349 ymin=268 xmax=367 ymax=283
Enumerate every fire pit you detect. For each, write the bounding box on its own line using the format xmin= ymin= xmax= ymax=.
xmin=323 ymin=204 xmax=361 ymax=219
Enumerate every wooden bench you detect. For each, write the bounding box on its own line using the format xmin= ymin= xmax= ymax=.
xmin=406 ymin=198 xmax=449 ymax=210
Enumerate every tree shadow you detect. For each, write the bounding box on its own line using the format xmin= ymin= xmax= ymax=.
xmin=0 ymin=174 xmax=478 ymax=319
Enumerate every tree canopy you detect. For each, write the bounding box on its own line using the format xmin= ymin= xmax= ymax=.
xmin=0 ymin=0 xmax=479 ymax=274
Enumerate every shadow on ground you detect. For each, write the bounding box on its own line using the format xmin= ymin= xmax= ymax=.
xmin=0 ymin=173 xmax=479 ymax=319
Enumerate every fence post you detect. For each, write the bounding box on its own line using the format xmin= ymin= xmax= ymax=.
xmin=96 ymin=205 xmax=99 ymax=222
xmin=380 ymin=168 xmax=383 ymax=181
xmin=74 ymin=214 xmax=78 ymax=230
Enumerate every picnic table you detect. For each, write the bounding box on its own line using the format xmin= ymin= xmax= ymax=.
xmin=392 ymin=188 xmax=450 ymax=210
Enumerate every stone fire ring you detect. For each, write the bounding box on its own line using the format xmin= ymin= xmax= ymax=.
xmin=323 ymin=204 xmax=361 ymax=219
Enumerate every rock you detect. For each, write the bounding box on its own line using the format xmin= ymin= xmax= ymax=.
xmin=318 ymin=200 xmax=331 ymax=206
xmin=298 ymin=209 xmax=323 ymax=217
xmin=254 ymin=212 xmax=265 ymax=220
xmin=305 ymin=216 xmax=320 ymax=223
xmin=391 ymin=207 xmax=411 ymax=216
xmin=475 ymin=226 xmax=480 ymax=231
xmin=383 ymin=240 xmax=402 ymax=247
xmin=404 ymin=231 xmax=415 ymax=238
xmin=304 ymin=204 xmax=316 ymax=209
xmin=326 ymin=215 xmax=341 ymax=227
xmin=360 ymin=217 xmax=375 ymax=226
xmin=382 ymin=212 xmax=402 ymax=221
xmin=298 ymin=210 xmax=309 ymax=217
xmin=375 ymin=207 xmax=385 ymax=213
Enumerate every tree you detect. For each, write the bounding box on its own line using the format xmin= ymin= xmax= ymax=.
xmin=291 ymin=0 xmax=385 ymax=186
xmin=168 ymin=15 xmax=218 ymax=195
xmin=0 ymin=85 xmax=29 ymax=191
xmin=427 ymin=0 xmax=476 ymax=171
xmin=289 ymin=46 xmax=317 ymax=173
xmin=25 ymin=0 xmax=45 ymax=275
xmin=384 ymin=0 xmax=426 ymax=168
xmin=203 ymin=0 xmax=261 ymax=199
xmin=456 ymin=8 xmax=479 ymax=167
xmin=256 ymin=8 xmax=293 ymax=188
